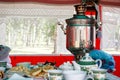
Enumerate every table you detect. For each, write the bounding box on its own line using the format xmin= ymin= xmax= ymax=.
xmin=3 ymin=73 xmax=120 ymax=80
xmin=106 ymin=73 xmax=120 ymax=80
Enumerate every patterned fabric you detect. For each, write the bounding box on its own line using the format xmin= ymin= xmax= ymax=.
xmin=89 ymin=50 xmax=115 ymax=72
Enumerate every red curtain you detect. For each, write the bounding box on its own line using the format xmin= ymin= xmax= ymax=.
xmin=0 ymin=0 xmax=120 ymax=6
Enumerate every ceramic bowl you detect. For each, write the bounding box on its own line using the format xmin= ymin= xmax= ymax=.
xmin=63 ymin=70 xmax=87 ymax=80
xmin=0 ymin=67 xmax=5 ymax=72
xmin=16 ymin=62 xmax=31 ymax=68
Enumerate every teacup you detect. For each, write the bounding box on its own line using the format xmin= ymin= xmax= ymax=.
xmin=48 ymin=70 xmax=63 ymax=80
xmin=63 ymin=70 xmax=87 ymax=80
xmin=89 ymin=68 xmax=107 ymax=80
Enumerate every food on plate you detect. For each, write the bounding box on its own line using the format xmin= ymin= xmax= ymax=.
xmin=27 ymin=67 xmax=47 ymax=78
xmin=29 ymin=67 xmax=42 ymax=76
xmin=44 ymin=61 xmax=56 ymax=66
xmin=27 ymin=65 xmax=55 ymax=78
xmin=43 ymin=65 xmax=54 ymax=72
xmin=9 ymin=65 xmax=30 ymax=74
xmin=8 ymin=63 xmax=55 ymax=78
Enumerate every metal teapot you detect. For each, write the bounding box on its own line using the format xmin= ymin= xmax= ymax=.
xmin=78 ymin=53 xmax=102 ymax=72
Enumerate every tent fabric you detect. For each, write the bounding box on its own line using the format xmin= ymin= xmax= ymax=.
xmin=0 ymin=0 xmax=120 ymax=6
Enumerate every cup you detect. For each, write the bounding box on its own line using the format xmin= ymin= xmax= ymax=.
xmin=88 ymin=68 xmax=107 ymax=80
xmin=48 ymin=70 xmax=63 ymax=80
xmin=63 ymin=70 xmax=87 ymax=80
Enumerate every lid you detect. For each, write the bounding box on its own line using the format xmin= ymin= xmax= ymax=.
xmin=65 ymin=3 xmax=91 ymax=26
xmin=66 ymin=15 xmax=90 ymax=26
xmin=78 ymin=53 xmax=96 ymax=65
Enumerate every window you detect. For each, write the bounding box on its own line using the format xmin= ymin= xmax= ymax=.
xmin=6 ymin=17 xmax=57 ymax=54
xmin=0 ymin=3 xmax=73 ymax=55
xmin=101 ymin=6 xmax=120 ymax=54
xmin=1 ymin=4 xmax=119 ymax=55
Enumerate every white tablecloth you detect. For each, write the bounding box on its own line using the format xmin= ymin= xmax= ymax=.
xmin=106 ymin=73 xmax=120 ymax=80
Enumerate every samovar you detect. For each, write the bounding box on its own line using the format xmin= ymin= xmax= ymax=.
xmin=65 ymin=3 xmax=96 ymax=62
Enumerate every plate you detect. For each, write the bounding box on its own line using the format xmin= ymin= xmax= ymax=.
xmin=6 ymin=70 xmax=25 ymax=78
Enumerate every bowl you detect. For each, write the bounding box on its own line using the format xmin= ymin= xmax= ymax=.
xmin=16 ymin=62 xmax=31 ymax=68
xmin=63 ymin=70 xmax=87 ymax=80
xmin=0 ymin=67 xmax=5 ymax=72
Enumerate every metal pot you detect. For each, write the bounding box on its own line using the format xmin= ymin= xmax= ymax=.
xmin=65 ymin=4 xmax=96 ymax=56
